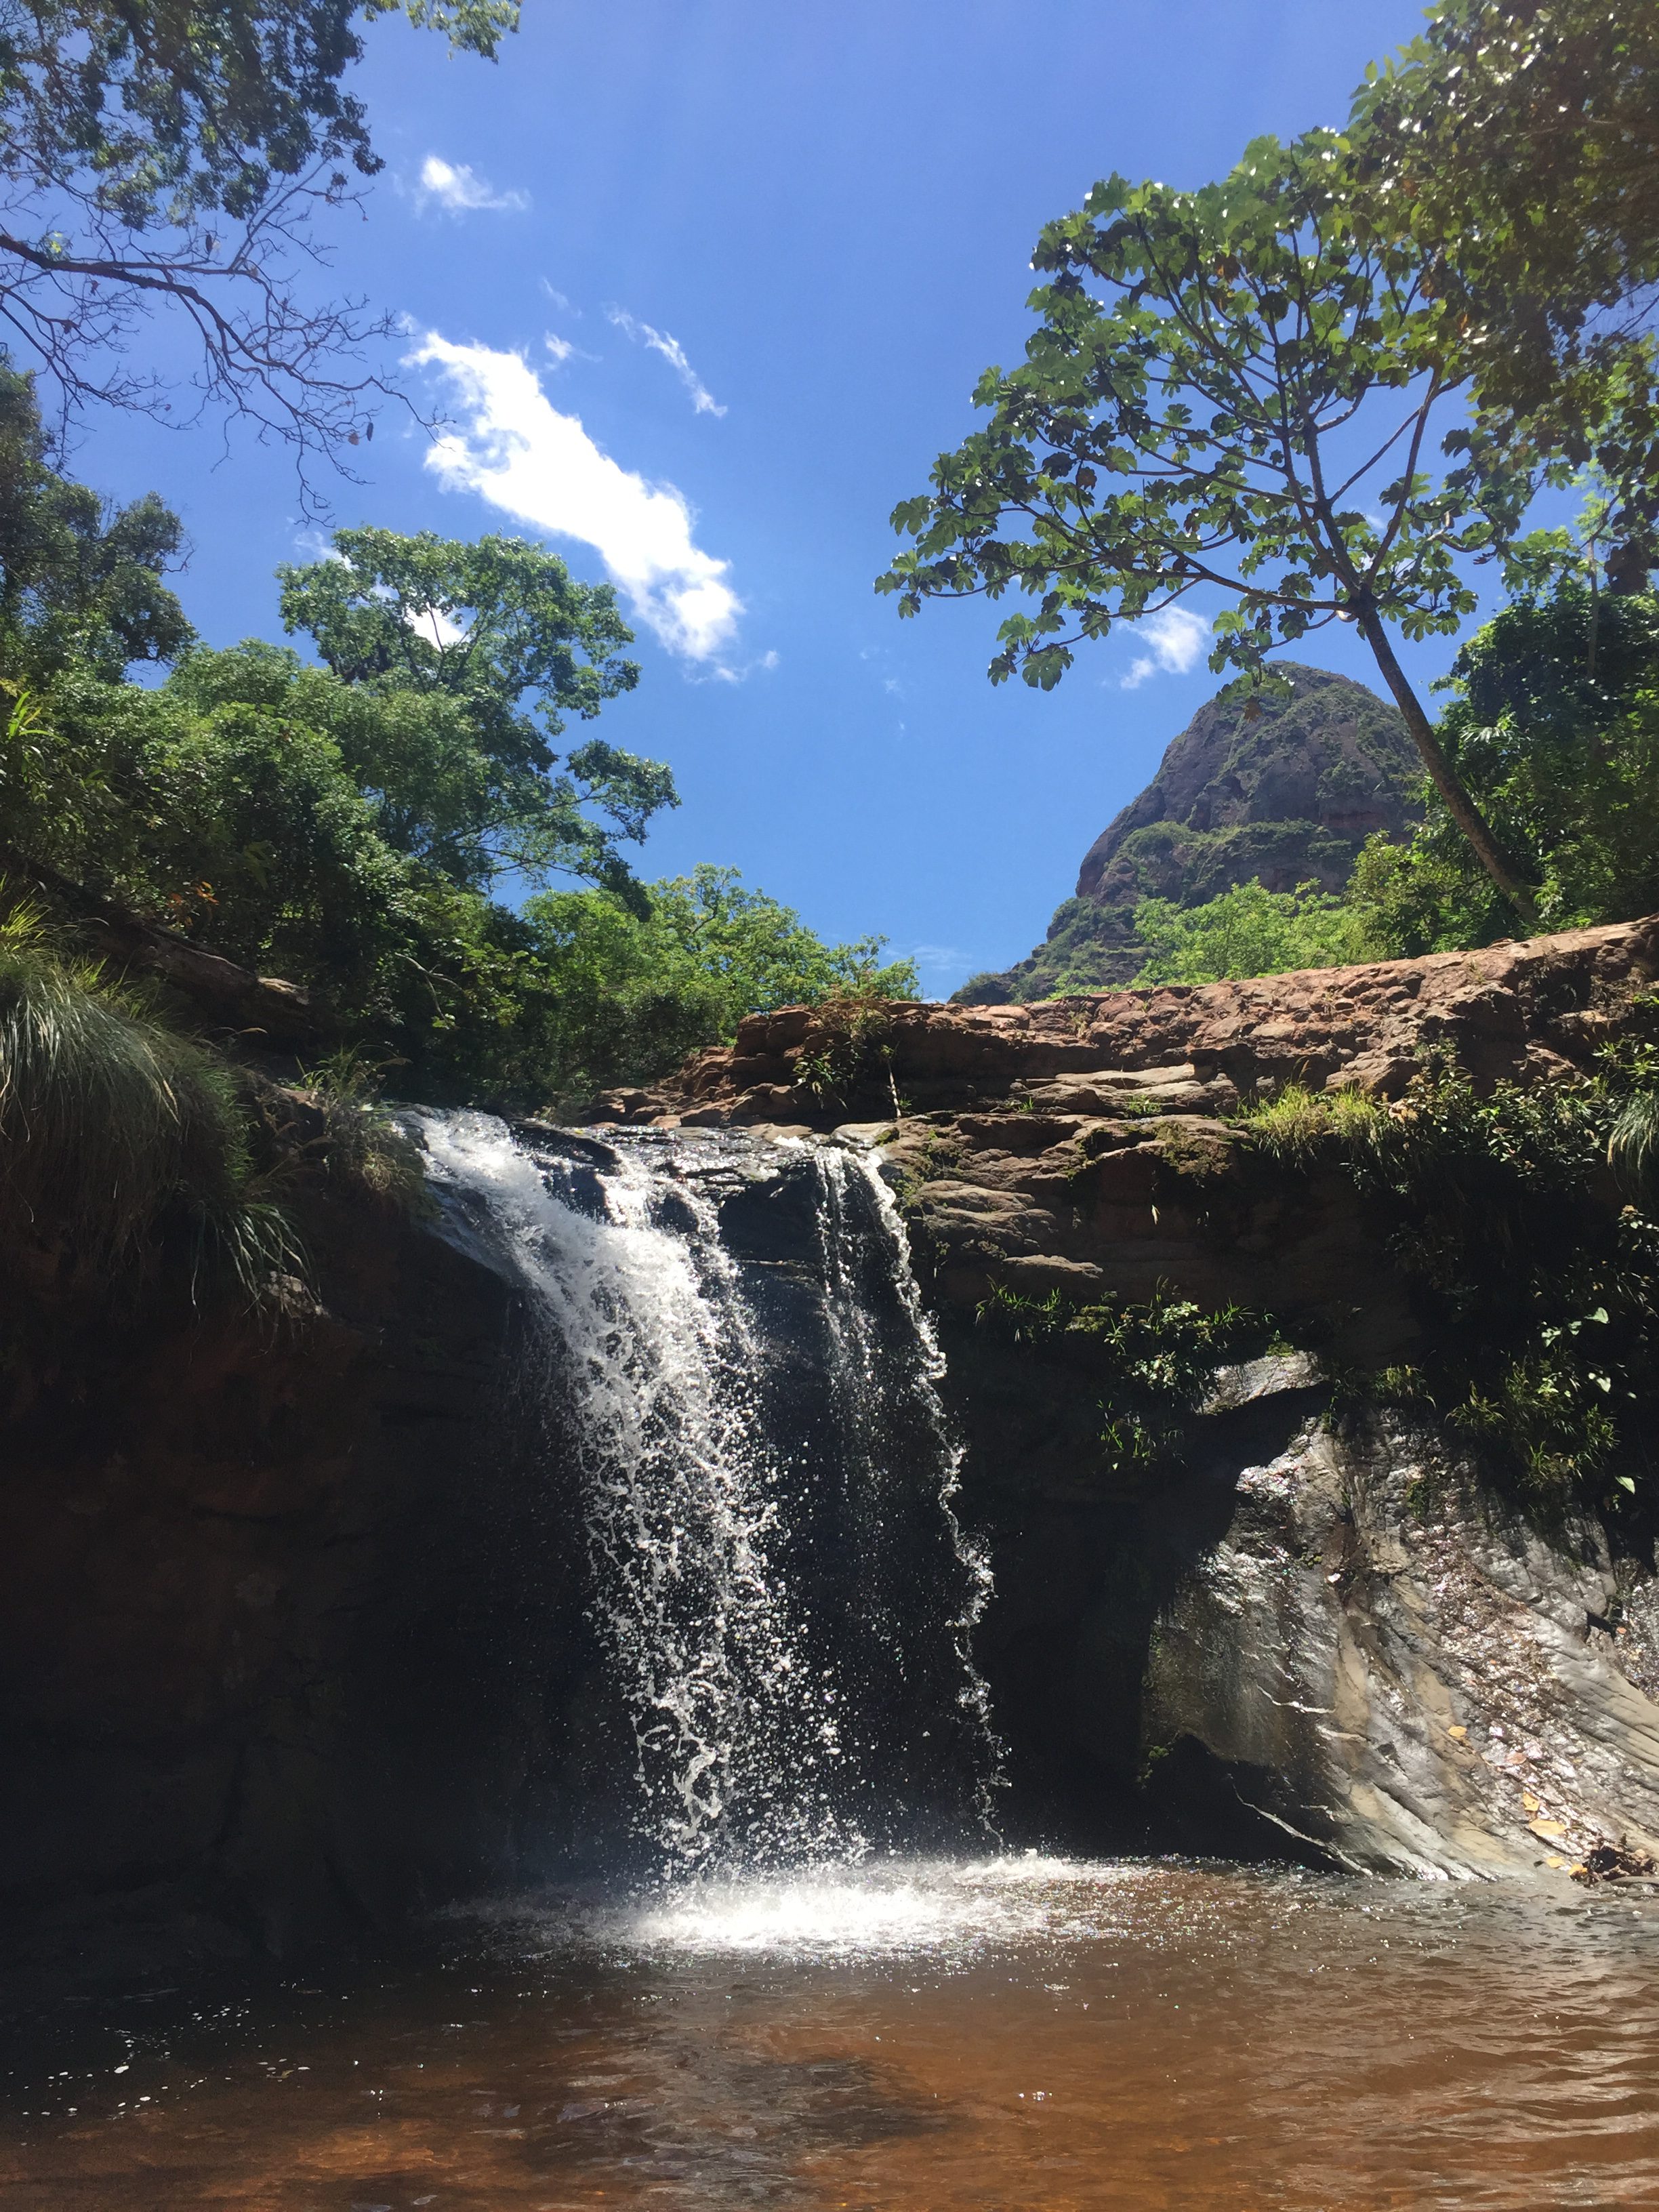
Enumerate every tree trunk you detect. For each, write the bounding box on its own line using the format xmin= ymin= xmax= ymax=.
xmin=1351 ymin=602 xmax=1538 ymax=926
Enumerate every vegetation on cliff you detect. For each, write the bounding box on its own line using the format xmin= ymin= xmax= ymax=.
xmin=966 ymin=576 xmax=1659 ymax=1001
xmin=0 ymin=903 xmax=302 ymax=1298
xmin=1238 ymin=1053 xmax=1659 ymax=1518
xmin=958 ymin=665 xmax=1419 ymax=1001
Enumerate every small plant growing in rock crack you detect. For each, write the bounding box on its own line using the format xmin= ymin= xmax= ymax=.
xmin=977 ymin=1281 xmax=1272 ymax=1479
xmin=905 ymin=1129 xmax=966 ymax=1183
xmin=1151 ymin=1120 xmax=1233 ymax=1180
xmin=795 ymin=996 xmax=898 ymax=1110
xmin=293 ymin=1047 xmax=432 ymax=1215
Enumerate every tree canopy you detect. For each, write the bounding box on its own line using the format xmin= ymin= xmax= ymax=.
xmin=0 ymin=0 xmax=518 ymax=479
xmin=1349 ymin=0 xmax=1659 ymax=585
xmin=0 ymin=366 xmax=190 ymax=680
xmin=1349 ymin=584 xmax=1659 ymax=952
xmin=274 ymin=527 xmax=675 ymax=897
xmin=878 ymin=129 xmax=1551 ymax=910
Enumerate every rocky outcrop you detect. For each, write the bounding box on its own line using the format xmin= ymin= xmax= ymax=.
xmin=611 ymin=912 xmax=1659 ymax=1136
xmin=958 ymin=663 xmax=1421 ymax=1002
xmin=1136 ymin=1401 xmax=1659 ymax=1878
xmin=610 ymin=912 xmax=1659 ymax=1882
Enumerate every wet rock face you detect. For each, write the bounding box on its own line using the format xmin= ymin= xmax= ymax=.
xmin=1137 ymin=1408 xmax=1659 ymax=1880
xmin=0 ymin=1182 xmax=588 ymax=1963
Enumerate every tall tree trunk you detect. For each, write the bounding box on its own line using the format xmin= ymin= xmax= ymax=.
xmin=1351 ymin=601 xmax=1538 ymax=926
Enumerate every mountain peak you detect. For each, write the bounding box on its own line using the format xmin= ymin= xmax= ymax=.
xmin=959 ymin=665 xmax=1420 ymax=1004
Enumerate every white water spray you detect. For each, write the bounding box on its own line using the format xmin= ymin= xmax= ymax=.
xmin=415 ymin=1112 xmax=998 ymax=1872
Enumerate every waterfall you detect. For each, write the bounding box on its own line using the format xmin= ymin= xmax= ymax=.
xmin=413 ymin=1111 xmax=999 ymax=1873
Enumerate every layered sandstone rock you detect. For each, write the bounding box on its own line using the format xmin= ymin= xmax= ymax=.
xmin=605 ymin=914 xmax=1659 ymax=1136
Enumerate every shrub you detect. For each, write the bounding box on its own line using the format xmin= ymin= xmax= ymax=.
xmin=977 ymin=1282 xmax=1269 ymax=1477
xmin=1242 ymin=1061 xmax=1659 ymax=1515
xmin=0 ymin=901 xmax=302 ymax=1302
xmin=1132 ymin=878 xmax=1371 ymax=986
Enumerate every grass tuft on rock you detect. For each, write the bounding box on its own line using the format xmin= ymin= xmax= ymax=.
xmin=0 ymin=899 xmax=304 ymax=1302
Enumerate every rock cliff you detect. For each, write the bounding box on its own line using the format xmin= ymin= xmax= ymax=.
xmin=0 ymin=1141 xmax=607 ymax=1975
xmin=10 ymin=917 xmax=1659 ymax=1975
xmin=959 ymin=663 xmax=1420 ymax=1002
xmin=602 ymin=912 xmax=1659 ymax=1880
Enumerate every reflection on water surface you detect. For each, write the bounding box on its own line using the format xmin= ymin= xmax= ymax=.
xmin=6 ymin=1858 xmax=1659 ymax=2209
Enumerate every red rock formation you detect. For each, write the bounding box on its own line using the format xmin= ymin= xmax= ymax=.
xmin=598 ymin=914 xmax=1659 ymax=1132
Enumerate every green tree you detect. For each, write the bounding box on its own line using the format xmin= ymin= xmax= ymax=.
xmin=1349 ymin=0 xmax=1659 ymax=588
xmin=0 ymin=1 xmax=518 ymax=475
xmin=0 ymin=366 xmax=190 ymax=679
xmin=879 ymin=131 xmax=1558 ymax=916
xmin=274 ymin=527 xmax=676 ymax=897
xmin=520 ymin=865 xmax=920 ymax=1101
xmin=1132 ymin=878 xmax=1369 ymax=987
xmin=1350 ymin=586 xmax=1659 ymax=953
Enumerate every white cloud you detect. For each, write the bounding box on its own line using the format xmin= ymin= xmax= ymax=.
xmin=607 ymin=307 xmax=726 ymax=417
xmin=544 ymin=333 xmax=575 ymax=365
xmin=417 ymin=155 xmax=529 ymax=215
xmin=1119 ymin=605 xmax=1211 ymax=689
xmin=403 ymin=602 xmax=468 ymax=650
xmin=412 ymin=333 xmax=743 ymax=662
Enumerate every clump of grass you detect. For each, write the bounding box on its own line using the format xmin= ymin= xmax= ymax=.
xmin=295 ymin=1046 xmax=430 ymax=1214
xmin=1232 ymin=1080 xmax=1388 ymax=1163
xmin=0 ymin=898 xmax=304 ymax=1303
xmin=1609 ymin=1090 xmax=1659 ymax=1200
xmin=796 ymin=996 xmax=898 ymax=1111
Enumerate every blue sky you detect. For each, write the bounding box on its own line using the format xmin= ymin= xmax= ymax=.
xmin=78 ymin=0 xmax=1449 ymax=997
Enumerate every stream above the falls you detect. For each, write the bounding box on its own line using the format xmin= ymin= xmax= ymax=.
xmin=7 ymin=1857 xmax=1659 ymax=2209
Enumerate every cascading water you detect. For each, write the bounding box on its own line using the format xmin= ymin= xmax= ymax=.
xmin=413 ymin=1110 xmax=1000 ymax=1875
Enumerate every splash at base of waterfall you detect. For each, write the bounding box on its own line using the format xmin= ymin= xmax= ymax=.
xmin=414 ymin=1111 xmax=1000 ymax=1875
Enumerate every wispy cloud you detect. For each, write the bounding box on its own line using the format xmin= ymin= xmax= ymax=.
xmin=1119 ymin=605 xmax=1211 ymax=689
xmin=416 ymin=155 xmax=529 ymax=214
xmin=412 ymin=333 xmax=743 ymax=663
xmin=704 ymin=648 xmax=779 ymax=686
xmin=607 ymin=307 xmax=726 ymax=416
xmin=544 ymin=333 xmax=575 ymax=365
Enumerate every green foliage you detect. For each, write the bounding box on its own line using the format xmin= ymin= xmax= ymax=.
xmin=1349 ymin=586 xmax=1659 ymax=952
xmin=276 ymin=529 xmax=673 ymax=897
xmin=0 ymin=3 xmax=520 ymax=468
xmin=293 ymin=1047 xmax=430 ymax=1213
xmin=0 ymin=899 xmax=301 ymax=1299
xmin=1243 ymin=1064 xmax=1659 ymax=1513
xmin=1349 ymin=0 xmax=1659 ymax=581
xmin=0 ymin=367 xmax=190 ymax=680
xmin=1231 ymin=1081 xmax=1388 ymax=1164
xmin=796 ymin=998 xmax=900 ymax=1112
xmin=520 ymin=865 xmax=918 ymax=1107
xmin=977 ymin=1282 xmax=1268 ymax=1478
xmin=878 ymin=104 xmax=1658 ymax=906
xmin=880 ymin=131 xmax=1505 ymax=682
xmin=0 ymin=1 xmax=518 ymax=240
xmin=1132 ymin=879 xmax=1370 ymax=986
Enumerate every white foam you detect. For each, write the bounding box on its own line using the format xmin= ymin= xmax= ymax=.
xmin=602 ymin=1854 xmax=1146 ymax=1959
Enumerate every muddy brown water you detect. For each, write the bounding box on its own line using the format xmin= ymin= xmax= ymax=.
xmin=5 ymin=1858 xmax=1659 ymax=2211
